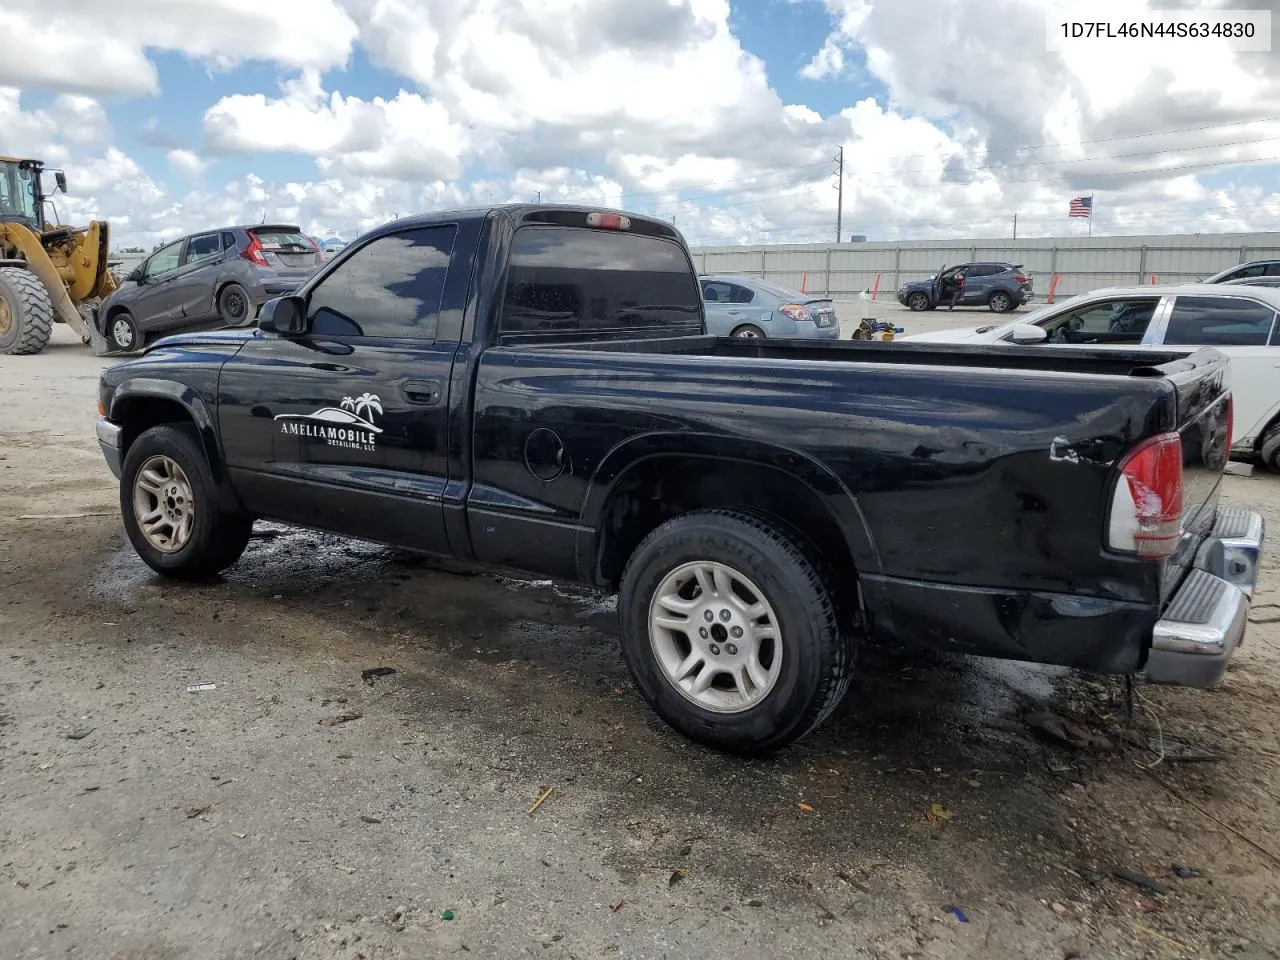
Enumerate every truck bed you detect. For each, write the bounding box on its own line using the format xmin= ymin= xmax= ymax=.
xmin=529 ymin=332 xmax=1209 ymax=378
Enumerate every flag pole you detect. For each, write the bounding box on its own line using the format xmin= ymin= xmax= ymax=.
xmin=1088 ymin=194 xmax=1093 ymax=238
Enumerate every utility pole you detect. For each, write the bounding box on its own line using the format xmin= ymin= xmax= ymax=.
xmin=1012 ymin=212 xmax=1017 ymax=239
xmin=536 ymin=191 xmax=541 ymax=202
xmin=834 ymin=146 xmax=844 ymax=243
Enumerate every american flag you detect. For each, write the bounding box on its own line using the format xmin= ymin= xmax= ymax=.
xmin=1069 ymin=196 xmax=1093 ymax=218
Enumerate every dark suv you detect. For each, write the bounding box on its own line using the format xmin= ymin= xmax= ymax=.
xmin=896 ymin=262 xmax=1034 ymax=312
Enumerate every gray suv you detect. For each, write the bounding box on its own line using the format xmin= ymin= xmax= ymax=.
xmin=896 ymin=261 xmax=1034 ymax=312
xmin=97 ymin=223 xmax=323 ymax=352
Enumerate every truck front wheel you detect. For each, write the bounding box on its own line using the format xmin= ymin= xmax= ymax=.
xmin=618 ymin=508 xmax=854 ymax=755
xmin=120 ymin=424 xmax=252 ymax=580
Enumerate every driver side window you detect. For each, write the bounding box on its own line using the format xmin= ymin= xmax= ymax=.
xmin=144 ymin=240 xmax=184 ymax=278
xmin=1038 ymin=297 xmax=1160 ymax=344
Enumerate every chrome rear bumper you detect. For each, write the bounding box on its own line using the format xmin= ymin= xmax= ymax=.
xmin=1146 ymin=506 xmax=1266 ymax=688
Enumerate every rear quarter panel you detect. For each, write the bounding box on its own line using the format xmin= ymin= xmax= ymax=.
xmin=469 ymin=347 xmax=1188 ymax=608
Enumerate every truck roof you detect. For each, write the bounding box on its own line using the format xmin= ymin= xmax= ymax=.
xmin=361 ymin=203 xmax=686 ymax=245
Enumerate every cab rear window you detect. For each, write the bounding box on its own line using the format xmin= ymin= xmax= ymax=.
xmin=499 ymin=226 xmax=701 ymax=337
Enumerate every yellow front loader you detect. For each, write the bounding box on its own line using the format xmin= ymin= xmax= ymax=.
xmin=0 ymin=156 xmax=117 ymax=355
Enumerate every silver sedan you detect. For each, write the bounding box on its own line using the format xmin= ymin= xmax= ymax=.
xmin=700 ymin=274 xmax=840 ymax=339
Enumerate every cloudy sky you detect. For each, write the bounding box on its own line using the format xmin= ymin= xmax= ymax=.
xmin=3 ymin=0 xmax=1278 ymax=249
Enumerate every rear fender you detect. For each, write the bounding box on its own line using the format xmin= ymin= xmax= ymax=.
xmin=578 ymin=432 xmax=883 ymax=577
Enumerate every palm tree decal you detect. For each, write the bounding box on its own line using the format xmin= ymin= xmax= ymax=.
xmin=340 ymin=396 xmax=356 ymax=412
xmin=353 ymin=392 xmax=383 ymax=424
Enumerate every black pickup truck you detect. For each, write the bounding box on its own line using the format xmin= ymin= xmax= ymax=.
xmin=95 ymin=204 xmax=1266 ymax=754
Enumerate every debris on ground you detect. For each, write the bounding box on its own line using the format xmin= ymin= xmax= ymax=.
xmin=186 ymin=806 xmax=211 ymax=819
xmin=318 ymin=711 xmax=363 ymax=726
xmin=1109 ymin=866 xmax=1171 ymax=895
xmin=944 ymin=905 xmax=969 ymax=923
xmin=441 ymin=909 xmax=455 ymax=921
xmin=1152 ymin=738 xmax=1218 ymax=762
xmin=923 ymin=804 xmax=952 ymax=824
xmin=528 ymin=785 xmax=554 ymax=815
xmin=611 ymin=900 xmax=624 ymax=912
xmin=669 ymin=868 xmax=687 ymax=888
xmin=65 ymin=727 xmax=94 ymax=740
xmin=797 ymin=801 xmax=814 ymax=812
xmin=186 ymin=682 xmax=216 ymax=693
xmin=359 ymin=815 xmax=382 ymax=824
xmin=1028 ymin=710 xmax=1112 ymax=750
xmin=361 ymin=667 xmax=397 ymax=684
xmin=1171 ymin=864 xmax=1203 ymax=879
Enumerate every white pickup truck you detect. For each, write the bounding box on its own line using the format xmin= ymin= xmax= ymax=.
xmin=903 ymin=283 xmax=1280 ymax=471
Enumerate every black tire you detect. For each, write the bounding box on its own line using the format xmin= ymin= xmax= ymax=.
xmin=218 ymin=283 xmax=252 ymax=326
xmin=907 ymin=292 xmax=930 ymax=312
xmin=731 ymin=324 xmax=766 ymax=339
xmin=120 ymin=424 xmax=252 ymax=581
xmin=617 ymin=508 xmax=854 ymax=755
xmin=0 ymin=266 xmax=54 ymax=355
xmin=988 ymin=291 xmax=1013 ymax=313
xmin=106 ymin=310 xmax=141 ymax=352
xmin=1260 ymin=422 xmax=1280 ymax=472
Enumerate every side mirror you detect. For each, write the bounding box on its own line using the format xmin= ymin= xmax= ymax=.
xmin=1008 ymin=324 xmax=1048 ymax=345
xmin=126 ymin=266 xmax=144 ymax=283
xmin=258 ymin=295 xmax=307 ymax=335
xmin=54 ymin=170 xmax=68 ymax=193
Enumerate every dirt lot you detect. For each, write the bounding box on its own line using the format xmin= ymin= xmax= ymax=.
xmin=2 ymin=313 xmax=1279 ymax=960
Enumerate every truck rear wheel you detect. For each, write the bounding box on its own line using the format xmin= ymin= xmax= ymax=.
xmin=0 ymin=266 xmax=54 ymax=355
xmin=617 ymin=508 xmax=853 ymax=755
xmin=120 ymin=424 xmax=252 ymax=580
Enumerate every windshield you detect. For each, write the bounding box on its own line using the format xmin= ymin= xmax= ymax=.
xmin=0 ymin=162 xmax=40 ymax=222
xmin=975 ymin=294 xmax=1090 ymax=337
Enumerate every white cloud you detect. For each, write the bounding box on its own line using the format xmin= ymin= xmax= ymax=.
xmin=2 ymin=0 xmax=1278 ymax=250
xmin=203 ymin=72 xmax=471 ymax=182
xmin=0 ymin=0 xmax=358 ymax=96
xmin=167 ymin=149 xmax=210 ymax=178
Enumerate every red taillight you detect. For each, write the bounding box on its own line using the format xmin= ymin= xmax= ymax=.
xmin=241 ymin=234 xmax=270 ymax=266
xmin=586 ymin=212 xmax=631 ymax=230
xmin=1107 ymin=432 xmax=1183 ymax=559
xmin=780 ymin=303 xmax=812 ymax=322
xmin=1015 ymin=273 xmax=1028 ymax=283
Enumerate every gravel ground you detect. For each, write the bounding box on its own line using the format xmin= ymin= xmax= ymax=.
xmin=2 ymin=313 xmax=1279 ymax=960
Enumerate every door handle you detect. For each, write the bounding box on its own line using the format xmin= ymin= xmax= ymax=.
xmin=727 ymin=309 xmax=741 ymax=315
xmin=403 ymin=379 xmax=443 ymax=406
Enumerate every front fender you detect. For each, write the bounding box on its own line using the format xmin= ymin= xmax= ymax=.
xmin=576 ymin=431 xmax=882 ymax=576
xmin=108 ymin=378 xmax=229 ymax=486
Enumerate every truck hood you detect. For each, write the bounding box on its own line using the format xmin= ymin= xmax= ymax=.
xmin=145 ymin=329 xmax=258 ymax=353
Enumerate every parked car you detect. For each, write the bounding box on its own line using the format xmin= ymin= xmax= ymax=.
xmin=896 ymin=261 xmax=1033 ymax=313
xmin=901 ymin=283 xmax=1280 ymax=470
xmin=95 ymin=203 xmax=1263 ymax=755
xmin=699 ymin=274 xmax=839 ymax=339
xmin=1203 ymin=260 xmax=1280 ymax=283
xmin=95 ymin=224 xmax=324 ymax=352
xmin=1225 ymin=276 xmax=1280 ymax=289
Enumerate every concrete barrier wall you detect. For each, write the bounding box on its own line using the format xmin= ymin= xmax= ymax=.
xmin=690 ymin=231 xmax=1280 ymax=300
